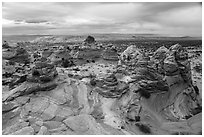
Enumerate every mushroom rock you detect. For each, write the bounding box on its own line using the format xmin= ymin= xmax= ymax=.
xmin=102 ymin=45 xmax=119 ymax=61
xmin=93 ymin=73 xmax=129 ymax=98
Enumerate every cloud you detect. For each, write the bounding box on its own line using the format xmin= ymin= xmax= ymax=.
xmin=2 ymin=2 xmax=202 ymax=36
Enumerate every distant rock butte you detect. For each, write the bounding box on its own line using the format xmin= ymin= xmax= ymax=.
xmin=84 ymin=36 xmax=95 ymax=44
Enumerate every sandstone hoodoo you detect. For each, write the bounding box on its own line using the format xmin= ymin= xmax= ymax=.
xmin=92 ymin=73 xmax=129 ymax=98
xmin=151 ymin=46 xmax=169 ymax=75
xmin=117 ymin=45 xmax=144 ymax=75
xmin=3 ymin=47 xmax=30 ymax=64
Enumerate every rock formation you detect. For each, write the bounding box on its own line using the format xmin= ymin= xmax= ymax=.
xmin=84 ymin=36 xmax=95 ymax=44
xmin=92 ymin=73 xmax=129 ymax=98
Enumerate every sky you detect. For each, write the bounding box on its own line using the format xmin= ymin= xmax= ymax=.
xmin=2 ymin=2 xmax=202 ymax=37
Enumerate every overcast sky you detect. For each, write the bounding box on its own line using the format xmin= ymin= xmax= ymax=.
xmin=2 ymin=2 xmax=202 ymax=36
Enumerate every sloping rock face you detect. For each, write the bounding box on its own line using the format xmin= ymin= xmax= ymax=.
xmin=2 ymin=73 xmax=126 ymax=135
xmin=102 ymin=45 xmax=119 ymax=61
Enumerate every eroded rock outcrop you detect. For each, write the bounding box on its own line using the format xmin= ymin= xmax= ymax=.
xmin=114 ymin=44 xmax=201 ymax=134
xmin=92 ymin=73 xmax=129 ymax=98
xmin=150 ymin=46 xmax=169 ymax=75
